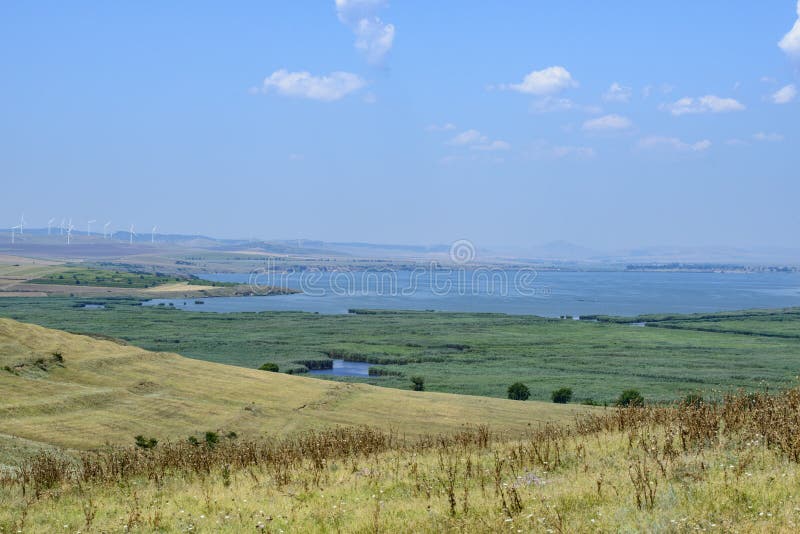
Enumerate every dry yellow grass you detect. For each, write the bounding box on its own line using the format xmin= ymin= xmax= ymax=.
xmin=141 ymin=281 xmax=218 ymax=293
xmin=0 ymin=318 xmax=591 ymax=451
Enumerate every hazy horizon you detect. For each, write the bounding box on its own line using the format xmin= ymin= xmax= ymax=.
xmin=2 ymin=1 xmax=799 ymax=249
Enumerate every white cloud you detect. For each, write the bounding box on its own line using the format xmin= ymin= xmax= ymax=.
xmin=426 ymin=123 xmax=456 ymax=132
xmin=335 ymin=0 xmax=395 ymax=65
xmin=582 ymin=114 xmax=633 ymax=131
xmin=448 ymin=129 xmax=487 ymax=146
xmin=638 ymin=136 xmax=712 ymax=152
xmin=779 ymin=1 xmax=800 ymax=59
xmin=529 ymin=97 xmax=602 ymax=114
xmin=725 ymin=138 xmax=749 ymax=146
xmin=662 ymin=95 xmax=745 ymax=115
xmin=525 ymin=141 xmax=595 ymax=160
xmin=472 ymin=140 xmax=511 ymax=152
xmin=771 ymin=84 xmax=797 ymax=104
xmin=448 ymin=129 xmax=510 ymax=151
xmin=257 ymin=70 xmax=365 ymax=101
xmin=502 ymin=66 xmax=577 ymax=95
xmin=603 ymin=82 xmax=632 ymax=103
xmin=753 ymin=132 xmax=784 ymax=142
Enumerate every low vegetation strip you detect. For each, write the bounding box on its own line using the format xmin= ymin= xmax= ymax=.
xmin=1 ymin=299 xmax=799 ymax=402
xmin=3 ymin=388 xmax=800 ymax=531
xmin=27 ymin=267 xmax=191 ymax=288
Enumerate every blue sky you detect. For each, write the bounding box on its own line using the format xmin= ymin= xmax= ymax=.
xmin=1 ymin=1 xmax=799 ymax=250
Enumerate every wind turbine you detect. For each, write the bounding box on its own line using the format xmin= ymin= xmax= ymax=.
xmin=87 ymin=220 xmax=96 ymax=236
xmin=103 ymin=221 xmax=111 ymax=239
xmin=47 ymin=218 xmax=55 ymax=235
xmin=60 ymin=219 xmax=65 ymax=235
xmin=18 ymin=214 xmax=25 ymax=235
xmin=151 ymin=226 xmax=157 ymax=244
xmin=11 ymin=225 xmax=21 ymax=244
xmin=129 ymin=224 xmax=136 ymax=245
xmin=66 ymin=220 xmax=74 ymax=245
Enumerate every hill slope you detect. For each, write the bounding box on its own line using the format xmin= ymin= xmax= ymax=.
xmin=0 ymin=318 xmax=588 ymax=451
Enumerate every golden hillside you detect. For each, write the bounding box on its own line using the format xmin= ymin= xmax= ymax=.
xmin=0 ymin=318 xmax=590 ymax=451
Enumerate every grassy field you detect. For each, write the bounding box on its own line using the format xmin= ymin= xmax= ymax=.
xmin=0 ymin=318 xmax=587 ymax=456
xmin=27 ymin=267 xmax=194 ymax=288
xmin=1 ymin=298 xmax=799 ymax=404
xmin=0 ymin=259 xmax=294 ymax=298
xmin=3 ymin=387 xmax=800 ymax=532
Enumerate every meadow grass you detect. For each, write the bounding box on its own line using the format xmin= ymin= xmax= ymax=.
xmin=1 ymin=298 xmax=799 ymax=403
xmin=26 ymin=267 xmax=241 ymax=289
xmin=0 ymin=318 xmax=587 ymax=454
xmin=3 ymin=388 xmax=800 ymax=532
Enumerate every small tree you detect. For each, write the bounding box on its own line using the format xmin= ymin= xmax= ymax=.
xmin=410 ymin=376 xmax=425 ymax=391
xmin=258 ymin=362 xmax=280 ymax=372
xmin=551 ymin=387 xmax=573 ymax=404
xmin=507 ymin=382 xmax=530 ymax=401
xmin=616 ymin=389 xmax=644 ymax=407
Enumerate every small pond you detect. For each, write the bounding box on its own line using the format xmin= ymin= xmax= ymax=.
xmin=308 ymin=359 xmax=372 ymax=377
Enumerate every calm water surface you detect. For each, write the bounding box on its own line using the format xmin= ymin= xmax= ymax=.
xmin=307 ymin=359 xmax=371 ymax=377
xmin=143 ymin=270 xmax=800 ymax=317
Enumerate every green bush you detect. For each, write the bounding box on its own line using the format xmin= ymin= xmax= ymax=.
xmin=682 ymin=392 xmax=704 ymax=407
xmin=258 ymin=362 xmax=279 ymax=372
xmin=134 ymin=435 xmax=158 ymax=449
xmin=551 ymin=387 xmax=573 ymax=404
xmin=616 ymin=389 xmax=644 ymax=407
xmin=410 ymin=376 xmax=425 ymax=391
xmin=507 ymin=382 xmax=530 ymax=401
xmin=205 ymin=431 xmax=219 ymax=448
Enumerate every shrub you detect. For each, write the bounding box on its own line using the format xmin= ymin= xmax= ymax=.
xmin=551 ymin=387 xmax=573 ymax=404
xmin=507 ymin=382 xmax=530 ymax=401
xmin=682 ymin=392 xmax=704 ymax=407
xmin=410 ymin=376 xmax=425 ymax=391
xmin=134 ymin=435 xmax=158 ymax=449
xmin=205 ymin=431 xmax=219 ymax=448
xmin=258 ymin=362 xmax=279 ymax=372
xmin=616 ymin=389 xmax=644 ymax=407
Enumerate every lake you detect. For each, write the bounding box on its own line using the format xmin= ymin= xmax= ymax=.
xmin=307 ymin=359 xmax=372 ymax=377
xmin=142 ymin=270 xmax=800 ymax=317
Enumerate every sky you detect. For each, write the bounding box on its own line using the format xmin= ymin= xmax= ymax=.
xmin=1 ymin=1 xmax=799 ymax=250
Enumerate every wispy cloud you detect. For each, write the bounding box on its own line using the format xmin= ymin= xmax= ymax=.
xmin=603 ymin=82 xmax=632 ymax=103
xmin=779 ymin=1 xmax=800 ymax=60
xmin=335 ymin=0 xmax=395 ymax=65
xmin=500 ymin=66 xmax=577 ymax=95
xmin=426 ymin=123 xmax=457 ymax=132
xmin=662 ymin=95 xmax=745 ymax=115
xmin=753 ymin=132 xmax=784 ymax=142
xmin=525 ymin=140 xmax=595 ymax=160
xmin=638 ymin=136 xmax=711 ymax=152
xmin=771 ymin=84 xmax=797 ymax=104
xmin=256 ymin=70 xmax=365 ymax=101
xmin=529 ymin=97 xmax=601 ymax=114
xmin=582 ymin=114 xmax=633 ymax=132
xmin=448 ymin=129 xmax=510 ymax=151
